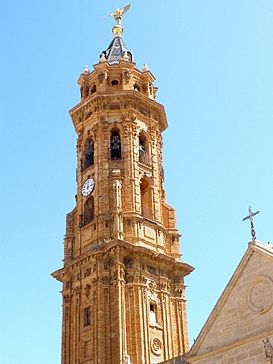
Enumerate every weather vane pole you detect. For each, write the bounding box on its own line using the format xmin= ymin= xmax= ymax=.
xmin=110 ymin=4 xmax=131 ymax=36
xmin=242 ymin=205 xmax=260 ymax=241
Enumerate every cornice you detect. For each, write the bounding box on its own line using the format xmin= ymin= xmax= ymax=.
xmin=69 ymin=91 xmax=168 ymax=133
xmin=52 ymin=239 xmax=194 ymax=282
xmin=186 ymin=328 xmax=273 ymax=362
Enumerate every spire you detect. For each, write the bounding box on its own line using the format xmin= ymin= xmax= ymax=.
xmin=100 ymin=4 xmax=133 ymax=65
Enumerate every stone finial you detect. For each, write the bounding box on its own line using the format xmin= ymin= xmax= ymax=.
xmin=83 ymin=65 xmax=90 ymax=74
xmin=99 ymin=53 xmax=107 ymax=63
xmin=122 ymin=51 xmax=130 ymax=61
xmin=143 ymin=63 xmax=149 ymax=72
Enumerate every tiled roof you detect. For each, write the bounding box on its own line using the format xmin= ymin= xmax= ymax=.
xmin=101 ymin=36 xmax=133 ymax=64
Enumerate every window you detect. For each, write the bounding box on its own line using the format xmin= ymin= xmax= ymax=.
xmin=82 ymin=140 xmax=94 ymax=170
xmin=140 ymin=177 xmax=153 ymax=220
xmin=83 ymin=196 xmax=94 ymax=224
xmin=111 ymin=79 xmax=119 ymax=86
xmin=150 ymin=303 xmax=157 ymax=325
xmin=139 ymin=133 xmax=149 ymax=165
xmin=110 ymin=130 xmax=121 ymax=160
xmin=83 ymin=307 xmax=91 ymax=327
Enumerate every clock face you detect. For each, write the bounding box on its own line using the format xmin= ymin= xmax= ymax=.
xmin=82 ymin=178 xmax=94 ymax=197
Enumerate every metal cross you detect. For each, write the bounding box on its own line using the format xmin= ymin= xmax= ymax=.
xmin=242 ymin=205 xmax=260 ymax=241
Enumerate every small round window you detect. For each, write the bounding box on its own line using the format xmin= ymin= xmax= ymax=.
xmin=111 ymin=80 xmax=119 ymax=86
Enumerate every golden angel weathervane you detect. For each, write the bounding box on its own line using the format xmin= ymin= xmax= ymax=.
xmin=109 ymin=4 xmax=131 ymax=36
xmin=111 ymin=4 xmax=131 ymax=25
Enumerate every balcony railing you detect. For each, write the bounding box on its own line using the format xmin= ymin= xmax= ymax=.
xmin=139 ymin=151 xmax=151 ymax=166
xmin=79 ymin=213 xmax=94 ymax=227
xmin=142 ymin=206 xmax=154 ymax=220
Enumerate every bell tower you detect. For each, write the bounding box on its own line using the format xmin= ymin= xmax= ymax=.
xmin=52 ymin=7 xmax=193 ymax=364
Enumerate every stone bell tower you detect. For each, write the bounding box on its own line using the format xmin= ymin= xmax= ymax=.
xmin=52 ymin=7 xmax=193 ymax=364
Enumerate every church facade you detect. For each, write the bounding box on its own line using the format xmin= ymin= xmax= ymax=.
xmin=52 ymin=10 xmax=193 ymax=364
xmin=161 ymin=240 xmax=273 ymax=364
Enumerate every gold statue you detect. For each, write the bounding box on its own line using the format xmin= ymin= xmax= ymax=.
xmin=111 ymin=4 xmax=131 ymax=25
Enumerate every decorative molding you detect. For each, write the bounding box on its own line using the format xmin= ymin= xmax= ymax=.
xmin=71 ymin=94 xmax=165 ymax=129
xmin=63 ymin=294 xmax=71 ymax=304
xmin=151 ymin=337 xmax=163 ymax=356
xmin=247 ymin=275 xmax=273 ymax=313
xmin=84 ymin=284 xmax=91 ymax=297
xmin=123 ymin=70 xmax=131 ymax=84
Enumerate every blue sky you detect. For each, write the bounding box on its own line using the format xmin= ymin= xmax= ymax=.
xmin=1 ymin=1 xmax=273 ymax=363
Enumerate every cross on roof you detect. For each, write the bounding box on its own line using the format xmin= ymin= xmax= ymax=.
xmin=242 ymin=205 xmax=260 ymax=241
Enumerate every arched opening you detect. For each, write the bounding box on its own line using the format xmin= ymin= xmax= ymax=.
xmin=90 ymin=84 xmax=96 ymax=94
xmin=83 ymin=196 xmax=94 ymax=225
xmin=110 ymin=129 xmax=121 ymax=160
xmin=140 ymin=177 xmax=153 ymax=220
xmin=133 ymin=82 xmax=141 ymax=92
xmin=83 ymin=307 xmax=91 ymax=327
xmin=124 ymin=257 xmax=133 ymax=269
xmin=82 ymin=139 xmax=94 ymax=171
xmin=139 ymin=133 xmax=150 ymax=165
xmin=83 ymin=86 xmax=89 ymax=99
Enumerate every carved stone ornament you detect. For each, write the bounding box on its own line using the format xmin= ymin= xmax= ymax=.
xmin=143 ymin=287 xmax=147 ymax=299
xmin=104 ymin=288 xmax=109 ymax=302
xmin=73 ymin=286 xmax=81 ymax=296
xmin=147 ymin=285 xmax=159 ymax=303
xmin=123 ymin=70 xmax=131 ymax=84
xmin=159 ymin=283 xmax=166 ymax=291
xmin=84 ymin=284 xmax=91 ymax=297
xmin=149 ymin=281 xmax=157 ymax=293
xmin=142 ymin=277 xmax=148 ymax=285
xmin=263 ymin=338 xmax=273 ymax=363
xmin=83 ymin=340 xmax=92 ymax=358
xmin=150 ymin=337 xmax=163 ymax=356
xmin=84 ymin=268 xmax=91 ymax=277
xmin=122 ymin=124 xmax=130 ymax=135
xmin=247 ymin=276 xmax=273 ymax=313
xmin=63 ymin=294 xmax=71 ymax=303
xmin=98 ymin=72 xmax=105 ymax=84
xmin=174 ymin=288 xmax=183 ymax=298
xmin=101 ymin=276 xmax=110 ymax=285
